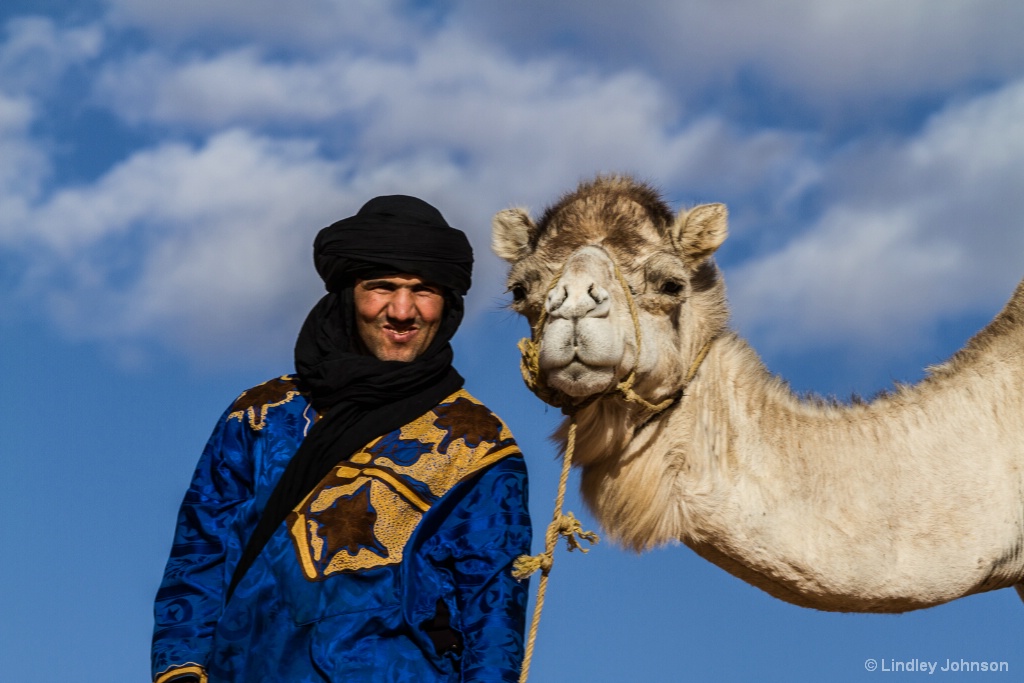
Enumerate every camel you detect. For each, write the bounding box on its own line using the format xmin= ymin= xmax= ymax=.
xmin=491 ymin=175 xmax=1024 ymax=613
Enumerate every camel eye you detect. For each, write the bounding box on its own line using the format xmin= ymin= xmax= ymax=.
xmin=510 ymin=283 xmax=527 ymax=303
xmin=660 ymin=280 xmax=683 ymax=295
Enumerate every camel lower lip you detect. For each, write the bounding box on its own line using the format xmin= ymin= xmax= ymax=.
xmin=563 ymin=360 xmax=592 ymax=379
xmin=548 ymin=362 xmax=615 ymax=397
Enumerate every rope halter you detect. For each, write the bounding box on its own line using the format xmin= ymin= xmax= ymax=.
xmin=518 ymin=250 xmax=695 ymax=419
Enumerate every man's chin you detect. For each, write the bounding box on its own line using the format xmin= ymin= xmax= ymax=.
xmin=378 ymin=347 xmax=420 ymax=362
xmin=369 ymin=338 xmax=431 ymax=362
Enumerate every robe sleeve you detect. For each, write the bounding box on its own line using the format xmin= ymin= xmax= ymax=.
xmin=151 ymin=406 xmax=254 ymax=683
xmin=430 ymin=454 xmax=533 ymax=683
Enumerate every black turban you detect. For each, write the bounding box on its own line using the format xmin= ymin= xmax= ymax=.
xmin=313 ymin=194 xmax=473 ymax=296
xmin=228 ymin=195 xmax=473 ymax=602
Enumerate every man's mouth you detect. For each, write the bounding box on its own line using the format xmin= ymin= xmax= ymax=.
xmin=383 ymin=326 xmax=418 ymax=343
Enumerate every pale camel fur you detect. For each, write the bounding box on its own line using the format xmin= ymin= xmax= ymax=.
xmin=492 ymin=175 xmax=1024 ymax=612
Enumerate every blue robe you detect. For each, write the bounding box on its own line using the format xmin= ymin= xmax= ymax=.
xmin=153 ymin=376 xmax=532 ymax=682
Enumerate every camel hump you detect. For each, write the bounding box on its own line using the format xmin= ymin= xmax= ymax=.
xmin=1007 ymin=276 xmax=1024 ymax=323
xmin=973 ymin=276 xmax=1024 ymax=345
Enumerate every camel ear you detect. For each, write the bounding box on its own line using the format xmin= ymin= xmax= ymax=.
xmin=491 ymin=208 xmax=538 ymax=263
xmin=670 ymin=203 xmax=728 ymax=265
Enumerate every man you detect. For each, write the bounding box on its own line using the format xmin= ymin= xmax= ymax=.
xmin=152 ymin=196 xmax=532 ymax=682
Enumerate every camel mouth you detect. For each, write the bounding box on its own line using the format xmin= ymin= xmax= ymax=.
xmin=547 ymin=359 xmax=617 ymax=397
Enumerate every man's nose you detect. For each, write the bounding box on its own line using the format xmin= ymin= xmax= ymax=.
xmin=387 ymin=289 xmax=416 ymax=321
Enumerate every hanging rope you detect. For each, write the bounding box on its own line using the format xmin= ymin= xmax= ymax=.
xmin=511 ymin=420 xmax=596 ymax=683
xmin=512 ymin=252 xmax=714 ymax=683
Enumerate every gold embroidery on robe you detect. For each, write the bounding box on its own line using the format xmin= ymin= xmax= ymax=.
xmin=227 ymin=375 xmax=302 ymax=431
xmin=154 ymin=663 xmax=208 ymax=683
xmin=287 ymin=390 xmax=520 ymax=580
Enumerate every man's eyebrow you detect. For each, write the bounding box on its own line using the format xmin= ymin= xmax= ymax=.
xmin=361 ymin=279 xmax=399 ymax=288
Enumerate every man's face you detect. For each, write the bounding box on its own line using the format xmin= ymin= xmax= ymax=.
xmin=353 ymin=274 xmax=445 ymax=362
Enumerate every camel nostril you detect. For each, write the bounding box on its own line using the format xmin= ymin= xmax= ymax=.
xmin=589 ymin=284 xmax=609 ymax=305
xmin=546 ymin=285 xmax=567 ymax=312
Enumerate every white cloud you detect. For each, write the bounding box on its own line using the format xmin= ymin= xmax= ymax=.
xmin=99 ymin=0 xmax=1024 ymax=111
xmin=730 ymin=79 xmax=1024 ymax=351
xmin=457 ymin=0 xmax=1024 ymax=109
xmin=7 ymin=130 xmax=345 ymax=356
xmin=103 ymin=0 xmax=416 ymax=53
xmin=94 ymin=49 xmax=354 ymax=126
xmin=0 ymin=16 xmax=102 ymax=94
xmin=0 ymin=17 xmax=101 ymax=244
xmin=93 ymin=25 xmax=808 ymax=203
xmin=0 ymin=93 xmax=47 ymax=233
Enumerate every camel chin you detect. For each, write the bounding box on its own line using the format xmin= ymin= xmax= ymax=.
xmin=539 ymin=316 xmax=627 ymax=397
xmin=546 ymin=361 xmax=617 ymax=398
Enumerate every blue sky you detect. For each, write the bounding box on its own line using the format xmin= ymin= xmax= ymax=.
xmin=2 ymin=2 xmax=1024 ymax=681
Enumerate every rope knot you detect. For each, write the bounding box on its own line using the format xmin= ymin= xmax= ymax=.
xmin=513 ymin=510 xmax=599 ymax=581
xmin=553 ymin=511 xmax=600 ymax=554
xmin=512 ymin=551 xmax=553 ymax=580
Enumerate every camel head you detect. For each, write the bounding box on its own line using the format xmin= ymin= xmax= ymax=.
xmin=493 ymin=175 xmax=730 ymax=413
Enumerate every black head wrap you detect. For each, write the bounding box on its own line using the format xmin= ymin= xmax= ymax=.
xmin=228 ymin=195 xmax=474 ymax=601
xmin=313 ymin=194 xmax=472 ymax=296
